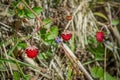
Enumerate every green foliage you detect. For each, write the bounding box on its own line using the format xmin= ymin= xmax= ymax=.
xmin=40 ymin=28 xmax=47 ymax=40
xmin=8 ymin=41 xmax=20 ymax=56
xmin=87 ymin=36 xmax=97 ymax=45
xmin=40 ymin=26 xmax=58 ymax=45
xmin=38 ymin=52 xmax=48 ymax=59
xmin=90 ymin=66 xmax=117 ymax=80
xmin=12 ymin=0 xmax=22 ymax=7
xmin=12 ymin=1 xmax=43 ymax=18
xmin=13 ymin=71 xmax=20 ymax=80
xmin=43 ymin=18 xmax=52 ymax=29
xmin=87 ymin=36 xmax=104 ymax=59
xmin=88 ymin=43 xmax=104 ymax=60
xmin=91 ymin=66 xmax=104 ymax=78
xmin=17 ymin=42 xmax=27 ymax=49
xmin=94 ymin=12 xmax=108 ymax=20
xmin=38 ymin=51 xmax=53 ymax=60
xmin=111 ymin=19 xmax=119 ymax=26
xmin=67 ymin=66 xmax=72 ymax=80
xmin=13 ymin=71 xmax=31 ymax=80
xmin=24 ymin=8 xmax=35 ymax=18
xmin=24 ymin=75 xmax=31 ymax=80
xmin=50 ymin=26 xmax=59 ymax=38
xmin=18 ymin=9 xmax=25 ymax=17
xmin=39 ymin=25 xmax=59 ymax=60
xmin=25 ymin=7 xmax=43 ymax=18
xmin=32 ymin=7 xmax=43 ymax=15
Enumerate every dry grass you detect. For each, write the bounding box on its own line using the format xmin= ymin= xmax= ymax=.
xmin=0 ymin=0 xmax=120 ymax=80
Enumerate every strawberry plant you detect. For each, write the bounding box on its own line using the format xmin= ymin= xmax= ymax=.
xmin=0 ymin=0 xmax=120 ymax=80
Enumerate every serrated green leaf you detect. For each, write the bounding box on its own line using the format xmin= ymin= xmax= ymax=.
xmin=32 ymin=7 xmax=43 ymax=14
xmin=94 ymin=12 xmax=108 ymax=20
xmin=111 ymin=19 xmax=119 ymax=26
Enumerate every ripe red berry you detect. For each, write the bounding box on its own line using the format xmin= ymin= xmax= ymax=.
xmin=61 ymin=31 xmax=72 ymax=41
xmin=96 ymin=31 xmax=104 ymax=42
xmin=66 ymin=16 xmax=72 ymax=20
xmin=25 ymin=46 xmax=38 ymax=58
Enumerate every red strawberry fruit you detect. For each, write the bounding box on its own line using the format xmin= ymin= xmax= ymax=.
xmin=61 ymin=31 xmax=72 ymax=41
xmin=25 ymin=46 xmax=38 ymax=58
xmin=96 ymin=31 xmax=105 ymax=42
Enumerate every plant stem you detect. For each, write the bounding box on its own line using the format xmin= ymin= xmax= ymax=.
xmin=104 ymin=47 xmax=107 ymax=80
xmin=21 ymin=0 xmax=44 ymax=26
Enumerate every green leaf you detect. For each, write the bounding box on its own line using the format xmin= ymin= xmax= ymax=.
xmin=32 ymin=7 xmax=43 ymax=14
xmin=91 ymin=67 xmax=104 ymax=78
xmin=12 ymin=0 xmax=21 ymax=7
xmin=17 ymin=42 xmax=27 ymax=49
xmin=105 ymin=73 xmax=117 ymax=80
xmin=111 ymin=19 xmax=119 ymax=26
xmin=46 ymin=32 xmax=54 ymax=40
xmin=88 ymin=36 xmax=97 ymax=45
xmin=100 ymin=73 xmax=117 ymax=80
xmin=40 ymin=28 xmax=47 ymax=40
xmin=91 ymin=67 xmax=117 ymax=80
xmin=13 ymin=71 xmax=20 ymax=80
xmin=25 ymin=9 xmax=35 ymax=18
xmin=94 ymin=12 xmax=108 ymax=20
xmin=18 ymin=10 xmax=25 ymax=18
xmin=45 ymin=26 xmax=58 ymax=40
xmin=25 ymin=7 xmax=43 ymax=18
xmin=50 ymin=26 xmax=58 ymax=37
xmin=43 ymin=18 xmax=52 ymax=29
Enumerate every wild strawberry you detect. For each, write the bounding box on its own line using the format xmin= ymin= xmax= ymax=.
xmin=61 ymin=31 xmax=72 ymax=41
xmin=96 ymin=31 xmax=105 ymax=42
xmin=25 ymin=46 xmax=38 ymax=58
xmin=66 ymin=16 xmax=72 ymax=20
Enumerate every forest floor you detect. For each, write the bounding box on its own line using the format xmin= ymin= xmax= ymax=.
xmin=0 ymin=0 xmax=120 ymax=80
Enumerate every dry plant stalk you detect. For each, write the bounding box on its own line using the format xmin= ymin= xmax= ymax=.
xmin=61 ymin=43 xmax=93 ymax=80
